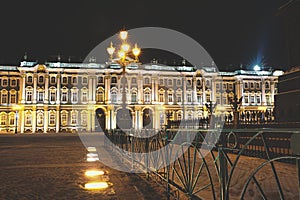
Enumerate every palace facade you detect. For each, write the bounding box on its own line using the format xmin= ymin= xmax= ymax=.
xmin=0 ymin=60 xmax=283 ymax=133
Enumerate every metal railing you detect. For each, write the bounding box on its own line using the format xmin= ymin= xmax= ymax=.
xmin=104 ymin=128 xmax=300 ymax=199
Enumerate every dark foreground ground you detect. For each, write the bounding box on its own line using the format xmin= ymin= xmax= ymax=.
xmin=0 ymin=133 xmax=166 ymax=200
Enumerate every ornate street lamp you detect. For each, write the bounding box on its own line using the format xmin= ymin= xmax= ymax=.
xmin=107 ymin=30 xmax=141 ymax=129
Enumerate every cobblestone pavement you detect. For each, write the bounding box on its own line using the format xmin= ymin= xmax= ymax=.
xmin=0 ymin=133 xmax=166 ymax=200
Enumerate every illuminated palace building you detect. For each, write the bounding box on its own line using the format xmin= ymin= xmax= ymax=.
xmin=0 ymin=60 xmax=282 ymax=133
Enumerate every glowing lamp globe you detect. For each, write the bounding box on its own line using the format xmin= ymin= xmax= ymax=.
xmin=253 ymin=65 xmax=261 ymax=71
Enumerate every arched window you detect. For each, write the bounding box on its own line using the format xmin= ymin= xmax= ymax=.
xmin=71 ymin=87 xmax=78 ymax=103
xmin=72 ymin=77 xmax=78 ymax=84
xmin=37 ymin=111 xmax=44 ymax=126
xmin=176 ymin=89 xmax=182 ymax=104
xmin=1 ymin=89 xmax=8 ymax=104
xmin=71 ymin=110 xmax=78 ymax=125
xmin=81 ymin=111 xmax=87 ymax=126
xmin=49 ymin=87 xmax=56 ymax=102
xmin=10 ymin=90 xmax=17 ymax=104
xmin=50 ymin=76 xmax=56 ymax=84
xmin=61 ymin=110 xmax=68 ymax=126
xmin=96 ymin=87 xmax=104 ymax=102
xmin=49 ymin=111 xmax=56 ymax=125
xmin=82 ymin=77 xmax=88 ymax=85
xmin=167 ymin=89 xmax=173 ymax=104
xmin=81 ymin=88 xmax=88 ymax=103
xmin=61 ymin=87 xmax=68 ymax=103
xmin=8 ymin=112 xmax=15 ymax=126
xmin=131 ymin=88 xmax=137 ymax=103
xmin=159 ymin=89 xmax=165 ymax=103
xmin=62 ymin=76 xmax=68 ymax=84
xmin=110 ymin=88 xmax=118 ymax=103
xmin=25 ymin=110 xmax=32 ymax=126
xmin=144 ymin=88 xmax=151 ymax=103
xmin=0 ymin=112 xmax=7 ymax=126
xmin=37 ymin=89 xmax=44 ymax=102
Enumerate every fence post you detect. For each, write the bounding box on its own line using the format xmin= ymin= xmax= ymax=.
xmin=219 ymin=146 xmax=228 ymax=200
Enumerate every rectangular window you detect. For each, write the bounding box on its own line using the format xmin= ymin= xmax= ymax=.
xmin=98 ymin=76 xmax=103 ymax=84
xmin=72 ymin=92 xmax=78 ymax=103
xmin=82 ymin=92 xmax=88 ymax=103
xmin=2 ymin=79 xmax=8 ymax=87
xmin=11 ymin=79 xmax=17 ymax=87
xmin=187 ymin=93 xmax=192 ymax=103
xmin=61 ymin=113 xmax=67 ymax=125
xmin=2 ymin=94 xmax=7 ymax=104
xmin=50 ymin=91 xmax=56 ymax=102
xmin=26 ymin=115 xmax=32 ymax=125
xmin=1 ymin=115 xmax=6 ymax=125
xmin=244 ymin=95 xmax=249 ymax=104
xmin=81 ymin=113 xmax=87 ymax=126
xmin=177 ymin=93 xmax=182 ymax=103
xmin=27 ymin=91 xmax=32 ymax=101
xmin=49 ymin=114 xmax=55 ymax=125
xmin=144 ymin=92 xmax=151 ymax=103
xmin=62 ymin=77 xmax=68 ymax=84
xmin=197 ymin=94 xmax=202 ymax=104
xmin=216 ymin=83 xmax=220 ymax=90
xmin=168 ymin=93 xmax=173 ymax=103
xmin=131 ymin=92 xmax=137 ymax=103
xmin=37 ymin=91 xmax=44 ymax=102
xmin=159 ymin=93 xmax=164 ymax=102
xmin=71 ymin=113 xmax=77 ymax=125
xmin=62 ymin=92 xmax=67 ymax=102
xmin=10 ymin=94 xmax=16 ymax=104
xmin=216 ymin=96 xmax=221 ymax=104
xmin=50 ymin=77 xmax=56 ymax=84
xmin=72 ymin=77 xmax=77 ymax=84
xmin=9 ymin=116 xmax=15 ymax=126
xmin=256 ymin=95 xmax=261 ymax=104
xmin=228 ymin=83 xmax=233 ymax=90
xmin=250 ymin=95 xmax=255 ymax=104
xmin=82 ymin=77 xmax=88 ymax=84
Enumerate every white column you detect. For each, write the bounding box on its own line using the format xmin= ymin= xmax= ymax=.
xmin=44 ymin=107 xmax=48 ymax=133
xmin=21 ymin=74 xmax=26 ymax=103
xmin=56 ymin=74 xmax=61 ymax=104
xmin=88 ymin=78 xmax=93 ymax=103
xmin=91 ymin=109 xmax=95 ymax=132
xmin=92 ymin=78 xmax=96 ymax=103
xmin=32 ymin=107 xmax=36 ymax=133
xmin=271 ymin=80 xmax=275 ymax=104
xmin=44 ymin=75 xmax=49 ymax=104
xmin=151 ymin=78 xmax=155 ymax=103
xmin=193 ymin=77 xmax=197 ymax=103
xmin=261 ymin=79 xmax=266 ymax=105
xmin=105 ymin=75 xmax=111 ymax=104
xmin=33 ymin=75 xmax=37 ymax=104
xmin=20 ymin=110 xmax=25 ymax=134
xmin=56 ymin=107 xmax=60 ymax=133
xmin=138 ymin=75 xmax=143 ymax=104
xmin=202 ymin=78 xmax=206 ymax=103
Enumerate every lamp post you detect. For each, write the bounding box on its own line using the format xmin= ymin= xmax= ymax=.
xmin=228 ymin=95 xmax=243 ymax=129
xmin=107 ymin=30 xmax=141 ymax=130
xmin=12 ymin=105 xmax=22 ymax=134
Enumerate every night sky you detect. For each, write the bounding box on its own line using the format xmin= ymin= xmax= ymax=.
xmin=0 ymin=0 xmax=290 ymax=71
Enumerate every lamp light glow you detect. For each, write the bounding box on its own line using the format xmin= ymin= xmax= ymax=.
xmin=118 ymin=51 xmax=126 ymax=59
xmin=132 ymin=43 xmax=141 ymax=57
xmin=120 ymin=30 xmax=128 ymax=40
xmin=84 ymin=182 xmax=109 ymax=190
xmin=85 ymin=170 xmax=105 ymax=177
xmin=107 ymin=42 xmax=115 ymax=56
xmin=253 ymin=65 xmax=261 ymax=71
xmin=121 ymin=43 xmax=130 ymax=52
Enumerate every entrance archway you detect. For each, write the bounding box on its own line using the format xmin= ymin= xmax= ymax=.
xmin=116 ymin=108 xmax=132 ymax=129
xmin=143 ymin=108 xmax=153 ymax=129
xmin=95 ymin=108 xmax=106 ymax=131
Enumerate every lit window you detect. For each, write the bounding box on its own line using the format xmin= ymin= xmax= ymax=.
xmin=0 ymin=113 xmax=6 ymax=125
xmin=159 ymin=93 xmax=164 ymax=103
xmin=96 ymin=89 xmax=104 ymax=102
xmin=49 ymin=112 xmax=56 ymax=125
xmin=1 ymin=90 xmax=8 ymax=104
xmin=25 ymin=112 xmax=32 ymax=125
xmin=37 ymin=112 xmax=44 ymax=126
xmin=26 ymin=90 xmax=33 ymax=102
xmin=10 ymin=92 xmax=16 ymax=104
xmin=61 ymin=111 xmax=68 ymax=126
xmin=9 ymin=113 xmax=15 ymax=125
xmin=71 ymin=111 xmax=77 ymax=125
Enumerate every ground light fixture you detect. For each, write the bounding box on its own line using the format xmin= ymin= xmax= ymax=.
xmin=85 ymin=170 xmax=105 ymax=177
xmin=84 ymin=182 xmax=109 ymax=190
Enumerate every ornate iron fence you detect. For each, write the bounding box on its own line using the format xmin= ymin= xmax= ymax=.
xmin=104 ymin=128 xmax=300 ymax=199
